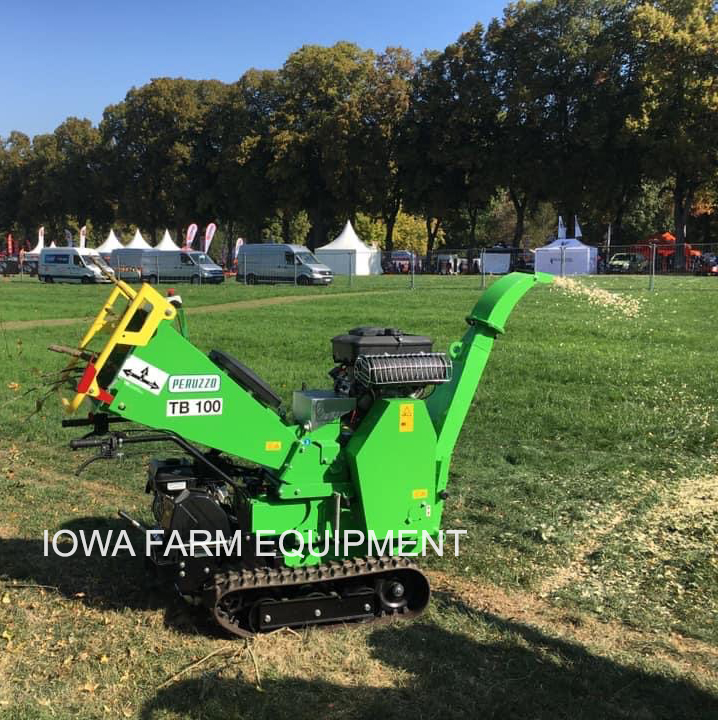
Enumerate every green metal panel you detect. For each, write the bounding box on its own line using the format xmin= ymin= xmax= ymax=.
xmin=427 ymin=271 xmax=552 ymax=465
xmin=346 ymin=398 xmax=441 ymax=540
xmin=248 ymin=493 xmax=367 ymax=567
xmin=249 ymin=497 xmax=323 ymax=535
xmin=107 ymin=322 xmax=297 ymax=469
xmin=276 ymin=421 xmax=346 ymax=495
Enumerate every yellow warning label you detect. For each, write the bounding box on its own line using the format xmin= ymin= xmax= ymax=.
xmin=412 ymin=488 xmax=428 ymax=499
xmin=265 ymin=441 xmax=282 ymax=451
xmin=399 ymin=403 xmax=414 ymax=432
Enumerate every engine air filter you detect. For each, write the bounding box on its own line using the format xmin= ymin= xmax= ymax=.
xmin=354 ymin=353 xmax=452 ymax=388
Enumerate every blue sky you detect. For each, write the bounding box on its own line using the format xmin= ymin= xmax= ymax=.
xmin=1 ymin=0 xmax=507 ymax=138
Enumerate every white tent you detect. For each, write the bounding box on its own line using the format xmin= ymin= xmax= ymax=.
xmin=156 ymin=229 xmax=180 ymax=251
xmin=315 ymin=221 xmax=382 ymax=275
xmin=96 ymin=229 xmax=123 ymax=257
xmin=483 ymin=247 xmax=512 ymax=274
xmin=126 ymin=229 xmax=151 ymax=250
xmin=26 ymin=235 xmax=44 ymax=259
xmin=535 ymin=236 xmax=597 ymax=275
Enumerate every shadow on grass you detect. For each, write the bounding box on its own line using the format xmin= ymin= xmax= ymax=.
xmin=0 ymin=516 xmax=220 ymax=637
xmin=3 ymin=522 xmax=717 ymax=718
xmin=138 ymin=615 xmax=718 ymax=720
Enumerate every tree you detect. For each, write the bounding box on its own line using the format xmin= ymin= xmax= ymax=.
xmin=360 ymin=47 xmax=416 ymax=251
xmin=53 ymin=117 xmax=111 ymax=231
xmin=270 ymin=42 xmax=376 ymax=249
xmin=204 ymin=70 xmax=280 ymax=244
xmin=629 ymin=0 xmax=718 ymax=248
xmin=0 ymin=132 xmax=31 ymax=236
xmin=442 ymin=26 xmax=501 ymax=246
xmin=101 ymin=78 xmax=224 ymax=243
xmin=17 ymin=134 xmax=65 ymax=238
xmin=486 ymin=0 xmax=641 ymax=245
xmin=401 ymin=49 xmax=476 ymax=256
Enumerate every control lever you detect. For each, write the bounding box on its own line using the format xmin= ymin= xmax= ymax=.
xmin=70 ymin=432 xmax=126 ymax=475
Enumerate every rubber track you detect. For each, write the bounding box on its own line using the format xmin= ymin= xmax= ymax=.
xmin=209 ymin=555 xmax=430 ymax=637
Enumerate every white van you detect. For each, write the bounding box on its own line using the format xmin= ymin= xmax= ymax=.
xmin=39 ymin=248 xmax=115 ymax=284
xmin=110 ymin=249 xmax=224 ymax=284
xmin=235 ymin=244 xmax=333 ymax=285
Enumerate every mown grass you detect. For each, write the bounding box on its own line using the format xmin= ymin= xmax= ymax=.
xmin=0 ymin=273 xmax=435 ymax=322
xmin=0 ymin=276 xmax=717 ymax=719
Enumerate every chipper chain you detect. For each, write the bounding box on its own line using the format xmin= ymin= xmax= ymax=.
xmin=208 ymin=555 xmax=431 ymax=637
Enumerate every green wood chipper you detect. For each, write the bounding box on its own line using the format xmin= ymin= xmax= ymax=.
xmin=57 ymin=271 xmax=551 ymax=636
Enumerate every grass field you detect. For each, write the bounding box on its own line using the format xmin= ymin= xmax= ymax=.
xmin=0 ymin=273 xmax=423 ymax=322
xmin=0 ymin=275 xmax=716 ymax=719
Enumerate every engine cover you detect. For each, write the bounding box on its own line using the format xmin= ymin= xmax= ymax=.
xmin=166 ymin=490 xmax=231 ymax=539
xmin=331 ymin=327 xmax=434 ymax=364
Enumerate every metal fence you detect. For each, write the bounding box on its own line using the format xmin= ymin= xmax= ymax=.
xmin=3 ymin=241 xmax=717 ymax=291
xmin=233 ymin=248 xmax=527 ymax=290
xmin=89 ymin=243 xmax=718 ymax=291
xmin=593 ymin=242 xmax=718 ymax=291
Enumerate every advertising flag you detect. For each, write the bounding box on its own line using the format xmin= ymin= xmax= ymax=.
xmin=233 ymin=237 xmax=244 ymax=263
xmin=79 ymin=225 xmax=87 ymax=248
xmin=6 ymin=233 xmax=14 ymax=256
xmin=184 ymin=223 xmax=198 ymax=250
xmin=204 ymin=223 xmax=217 ymax=254
xmin=65 ymin=229 xmax=73 ymax=247
xmin=557 ymin=216 xmax=566 ymax=239
xmin=574 ymin=216 xmax=582 ymax=238
xmin=39 ymin=226 xmax=45 ymax=246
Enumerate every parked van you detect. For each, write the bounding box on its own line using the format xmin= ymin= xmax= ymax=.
xmin=39 ymin=248 xmax=114 ymax=284
xmin=235 ymin=244 xmax=333 ymax=285
xmin=109 ymin=249 xmax=224 ymax=284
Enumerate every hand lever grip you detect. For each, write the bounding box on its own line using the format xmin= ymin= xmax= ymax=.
xmin=70 ymin=437 xmax=106 ymax=450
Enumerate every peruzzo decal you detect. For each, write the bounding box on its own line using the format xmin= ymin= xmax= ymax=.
xmin=168 ymin=374 xmax=221 ymax=393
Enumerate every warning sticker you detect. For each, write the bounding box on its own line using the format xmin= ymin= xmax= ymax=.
xmin=265 ymin=441 xmax=282 ymax=451
xmin=119 ymin=356 xmax=168 ymax=395
xmin=399 ymin=403 xmax=414 ymax=432
xmin=412 ymin=488 xmax=428 ymax=499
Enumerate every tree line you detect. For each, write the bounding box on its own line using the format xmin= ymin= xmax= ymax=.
xmin=1 ymin=0 xmax=717 ymax=256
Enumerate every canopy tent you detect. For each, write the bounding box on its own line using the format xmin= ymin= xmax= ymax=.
xmin=535 ymin=236 xmax=597 ymax=275
xmin=634 ymin=231 xmax=676 ymax=257
xmin=26 ymin=237 xmax=44 ymax=259
xmin=631 ymin=231 xmax=701 ymax=270
xmin=156 ymin=229 xmax=180 ymax=251
xmin=314 ymin=221 xmax=382 ymax=275
xmin=96 ymin=229 xmax=123 ymax=258
xmin=483 ymin=247 xmax=512 ymax=274
xmin=126 ymin=229 xmax=151 ymax=250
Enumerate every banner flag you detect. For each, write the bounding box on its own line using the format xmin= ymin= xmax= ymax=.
xmin=557 ymin=216 xmax=566 ymax=240
xmin=65 ymin=229 xmax=73 ymax=247
xmin=184 ymin=223 xmax=198 ymax=250
xmin=204 ymin=223 xmax=217 ymax=254
xmin=233 ymin=237 xmax=244 ymax=262
xmin=80 ymin=226 xmax=87 ymax=248
xmin=39 ymin=226 xmax=44 ymax=246
xmin=6 ymin=233 xmax=14 ymax=255
xmin=574 ymin=216 xmax=582 ymax=238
